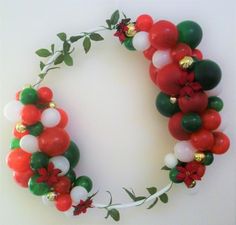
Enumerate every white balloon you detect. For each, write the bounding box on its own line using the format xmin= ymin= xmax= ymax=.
xmin=49 ymin=156 xmax=70 ymax=176
xmin=164 ymin=153 xmax=178 ymax=169
xmin=205 ymin=82 xmax=222 ymax=96
xmin=152 ymin=50 xmax=172 ymax=69
xmin=174 ymin=141 xmax=197 ymax=162
xmin=42 ymin=195 xmax=54 ymax=207
xmin=41 ymin=108 xmax=61 ymax=128
xmin=3 ymin=100 xmax=23 ymax=122
xmin=20 ymin=134 xmax=39 ymax=153
xmin=70 ymin=186 xmax=88 ymax=205
xmin=132 ymin=31 xmax=150 ymax=51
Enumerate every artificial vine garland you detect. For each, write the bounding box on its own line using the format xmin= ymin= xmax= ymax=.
xmin=3 ymin=10 xmax=230 ymax=222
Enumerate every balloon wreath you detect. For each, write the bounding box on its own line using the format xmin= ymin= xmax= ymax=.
xmin=4 ymin=10 xmax=230 ymax=222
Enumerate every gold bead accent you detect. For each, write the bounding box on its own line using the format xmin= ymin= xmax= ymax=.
xmin=189 ymin=180 xmax=196 ymax=188
xmin=170 ymin=97 xmax=177 ymax=104
xmin=179 ymin=56 xmax=194 ymax=69
xmin=46 ymin=192 xmax=57 ymax=201
xmin=194 ymin=152 xmax=205 ymax=162
xmin=15 ymin=122 xmax=26 ymax=133
xmin=49 ymin=101 xmax=56 ymax=108
xmin=125 ymin=23 xmax=137 ymax=37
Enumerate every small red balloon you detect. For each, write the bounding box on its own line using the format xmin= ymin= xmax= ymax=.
xmin=149 ymin=63 xmax=159 ymax=84
xmin=53 ymin=176 xmax=71 ymax=194
xmin=136 ymin=14 xmax=153 ymax=31
xmin=149 ymin=20 xmax=178 ymax=49
xmin=192 ymin=49 xmax=203 ymax=60
xmin=191 ymin=129 xmax=214 ymax=151
xmin=15 ymin=91 xmax=21 ymax=100
xmin=143 ymin=46 xmax=156 ymax=60
xmin=168 ymin=112 xmax=190 ymax=140
xmin=13 ymin=127 xmax=29 ymax=139
xmin=201 ymin=109 xmax=221 ymax=130
xmin=211 ymin=132 xmax=230 ymax=154
xmin=21 ymin=105 xmax=41 ymax=125
xmin=6 ymin=148 xmax=31 ymax=172
xmin=13 ymin=168 xmax=34 ymax=188
xmin=171 ymin=43 xmax=192 ymax=62
xmin=55 ymin=194 xmax=72 ymax=212
xmin=38 ymin=87 xmax=53 ymax=103
xmin=38 ymin=127 xmax=70 ymax=157
xmin=56 ymin=108 xmax=68 ymax=128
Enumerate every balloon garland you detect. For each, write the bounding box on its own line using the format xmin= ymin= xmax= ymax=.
xmin=3 ymin=10 xmax=230 ymax=222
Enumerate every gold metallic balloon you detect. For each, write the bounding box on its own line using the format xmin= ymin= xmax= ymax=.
xmin=125 ymin=23 xmax=137 ymax=37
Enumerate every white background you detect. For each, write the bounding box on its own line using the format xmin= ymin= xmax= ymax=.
xmin=0 ymin=0 xmax=236 ymax=225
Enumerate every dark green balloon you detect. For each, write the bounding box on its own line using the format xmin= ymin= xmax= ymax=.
xmin=155 ymin=92 xmax=180 ymax=117
xmin=20 ymin=87 xmax=38 ymax=105
xmin=74 ymin=176 xmax=93 ymax=192
xmin=169 ymin=168 xmax=182 ymax=183
xmin=181 ymin=113 xmax=202 ymax=132
xmin=28 ymin=174 xmax=50 ymax=196
xmin=208 ymin=96 xmax=223 ymax=112
xmin=202 ymin=151 xmax=214 ymax=166
xmin=66 ymin=170 xmax=76 ymax=183
xmin=123 ymin=38 xmax=136 ymax=51
xmin=10 ymin=138 xmax=20 ymax=149
xmin=28 ymin=122 xmax=44 ymax=136
xmin=194 ymin=60 xmax=222 ymax=90
xmin=30 ymin=152 xmax=49 ymax=170
xmin=177 ymin=20 xmax=203 ymax=49
xmin=63 ymin=141 xmax=80 ymax=169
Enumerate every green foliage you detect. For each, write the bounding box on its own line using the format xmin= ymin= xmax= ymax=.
xmin=83 ymin=37 xmax=91 ymax=53
xmin=57 ymin=32 xmax=67 ymax=41
xmin=35 ymin=49 xmax=51 ymax=57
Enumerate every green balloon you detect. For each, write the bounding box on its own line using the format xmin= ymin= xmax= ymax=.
xmin=208 ymin=96 xmax=223 ymax=112
xmin=20 ymin=87 xmax=38 ymax=105
xmin=123 ymin=38 xmax=136 ymax=51
xmin=155 ymin=92 xmax=180 ymax=117
xmin=66 ymin=170 xmax=76 ymax=183
xmin=74 ymin=176 xmax=93 ymax=192
xmin=177 ymin=20 xmax=203 ymax=49
xmin=202 ymin=151 xmax=214 ymax=166
xmin=63 ymin=141 xmax=80 ymax=169
xmin=28 ymin=122 xmax=44 ymax=136
xmin=181 ymin=113 xmax=202 ymax=132
xmin=194 ymin=60 xmax=222 ymax=90
xmin=30 ymin=152 xmax=49 ymax=170
xmin=10 ymin=138 xmax=20 ymax=149
xmin=169 ymin=168 xmax=183 ymax=183
xmin=28 ymin=174 xmax=50 ymax=196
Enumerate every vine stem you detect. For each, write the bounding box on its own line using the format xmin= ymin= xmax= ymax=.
xmin=93 ymin=182 xmax=173 ymax=210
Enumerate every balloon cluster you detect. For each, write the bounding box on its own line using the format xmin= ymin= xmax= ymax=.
xmin=117 ymin=14 xmax=230 ymax=188
xmin=4 ymin=86 xmax=93 ymax=215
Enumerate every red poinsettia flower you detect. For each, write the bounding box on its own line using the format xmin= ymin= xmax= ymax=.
xmin=176 ymin=161 xmax=206 ymax=187
xmin=73 ymin=199 xmax=93 ymax=216
xmin=178 ymin=72 xmax=202 ymax=97
xmin=114 ymin=18 xmax=131 ymax=42
xmin=36 ymin=162 xmax=61 ymax=186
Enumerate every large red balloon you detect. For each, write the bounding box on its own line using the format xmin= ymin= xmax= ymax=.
xmin=211 ymin=132 xmax=230 ymax=154
xmin=53 ymin=176 xmax=71 ymax=194
xmin=201 ymin=109 xmax=221 ymax=130
xmin=191 ymin=129 xmax=214 ymax=151
xmin=13 ymin=169 xmax=34 ymax=188
xmin=149 ymin=63 xmax=159 ymax=84
xmin=38 ymin=128 xmax=70 ymax=157
xmin=168 ymin=112 xmax=190 ymax=140
xmin=143 ymin=46 xmax=156 ymax=60
xmin=55 ymin=194 xmax=72 ymax=212
xmin=171 ymin=43 xmax=192 ymax=62
xmin=149 ymin=20 xmax=178 ymax=49
xmin=37 ymin=87 xmax=53 ymax=103
xmin=136 ymin=14 xmax=153 ymax=31
xmin=21 ymin=105 xmax=41 ymax=125
xmin=6 ymin=148 xmax=31 ymax=172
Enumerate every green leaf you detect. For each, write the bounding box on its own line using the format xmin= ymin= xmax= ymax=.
xmin=83 ymin=37 xmax=91 ymax=53
xmin=107 ymin=209 xmax=120 ymax=221
xmin=69 ymin=35 xmax=84 ymax=43
xmin=106 ymin=19 xmax=112 ymax=29
xmin=161 ymin=166 xmax=171 ymax=171
xmin=147 ymin=187 xmax=157 ymax=195
xmin=89 ymin=33 xmax=104 ymax=41
xmin=106 ymin=191 xmax=113 ymax=205
xmin=35 ymin=49 xmax=51 ymax=57
xmin=47 ymin=66 xmax=60 ymax=72
xmin=159 ymin=193 xmax=168 ymax=203
xmin=39 ymin=73 xmax=46 ymax=79
xmin=63 ymin=41 xmax=71 ymax=53
xmin=51 ymin=44 xmax=55 ymax=53
xmin=64 ymin=54 xmax=73 ymax=66
xmin=135 ymin=196 xmax=146 ymax=201
xmin=54 ymin=54 xmax=64 ymax=65
xmin=110 ymin=10 xmax=120 ymax=25
xmin=57 ymin=32 xmax=67 ymax=41
xmin=122 ymin=11 xmax=127 ymax=19
xmin=123 ymin=188 xmax=136 ymax=201
xmin=147 ymin=198 xmax=158 ymax=209
xmin=40 ymin=61 xmax=45 ymax=70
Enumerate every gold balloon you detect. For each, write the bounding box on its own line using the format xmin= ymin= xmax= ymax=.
xmin=125 ymin=23 xmax=137 ymax=37
xmin=194 ymin=152 xmax=205 ymax=162
xmin=189 ymin=180 xmax=196 ymax=188
xmin=170 ymin=97 xmax=177 ymax=104
xmin=15 ymin=122 xmax=26 ymax=133
xmin=46 ymin=192 xmax=57 ymax=201
xmin=49 ymin=101 xmax=56 ymax=108
xmin=179 ymin=56 xmax=194 ymax=69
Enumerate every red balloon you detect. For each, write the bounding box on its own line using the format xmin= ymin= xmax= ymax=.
xmin=13 ymin=168 xmax=34 ymax=188
xmin=56 ymin=108 xmax=68 ymax=128
xmin=21 ymin=105 xmax=41 ymax=125
xmin=211 ymin=132 xmax=230 ymax=154
xmin=38 ymin=127 xmax=70 ymax=157
xmin=149 ymin=20 xmax=178 ymax=49
xmin=136 ymin=14 xmax=153 ymax=31
xmin=6 ymin=149 xmax=31 ymax=172
xmin=55 ymin=194 xmax=72 ymax=212
xmin=156 ymin=63 xmax=183 ymax=96
xmin=149 ymin=63 xmax=159 ymax=84
xmin=38 ymin=87 xmax=53 ymax=103
xmin=53 ymin=176 xmax=71 ymax=194
xmin=178 ymin=92 xmax=208 ymax=113
xmin=191 ymin=129 xmax=214 ymax=151
xmin=171 ymin=43 xmax=192 ymax=62
xmin=168 ymin=112 xmax=190 ymax=140
xmin=143 ymin=46 xmax=156 ymax=60
xmin=15 ymin=91 xmax=21 ymax=100
xmin=192 ymin=49 xmax=203 ymax=60
xmin=13 ymin=127 xmax=29 ymax=139
xmin=201 ymin=109 xmax=221 ymax=130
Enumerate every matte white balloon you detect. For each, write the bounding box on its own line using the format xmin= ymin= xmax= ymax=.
xmin=205 ymin=82 xmax=222 ymax=96
xmin=41 ymin=108 xmax=61 ymax=128
xmin=164 ymin=153 xmax=178 ymax=169
xmin=152 ymin=50 xmax=172 ymax=69
xmin=132 ymin=31 xmax=150 ymax=51
xmin=174 ymin=141 xmax=197 ymax=162
xmin=49 ymin=156 xmax=70 ymax=176
xmin=70 ymin=186 xmax=88 ymax=205
xmin=20 ymin=134 xmax=39 ymax=153
xmin=3 ymin=100 xmax=23 ymax=122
